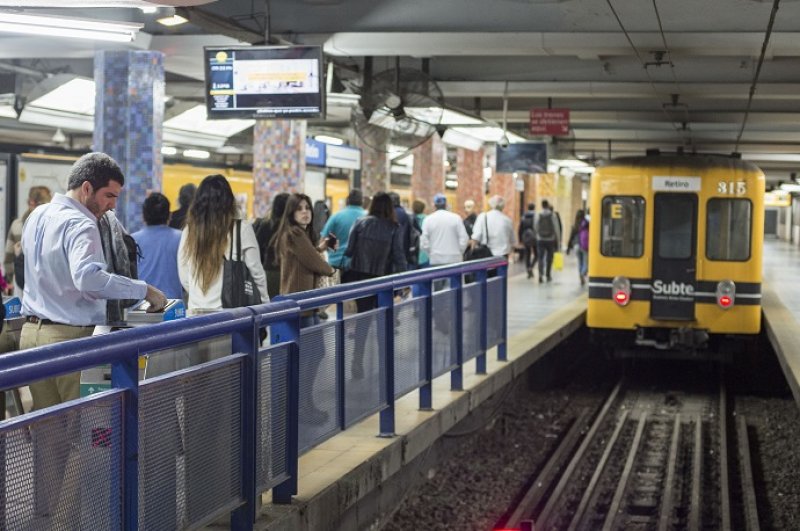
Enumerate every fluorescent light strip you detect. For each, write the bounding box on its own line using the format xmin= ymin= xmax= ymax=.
xmin=0 ymin=13 xmax=141 ymax=42
xmin=183 ymin=149 xmax=210 ymax=159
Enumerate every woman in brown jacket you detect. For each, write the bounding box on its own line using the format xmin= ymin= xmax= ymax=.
xmin=272 ymin=193 xmax=335 ymax=423
xmin=273 ymin=193 xmax=335 ymax=315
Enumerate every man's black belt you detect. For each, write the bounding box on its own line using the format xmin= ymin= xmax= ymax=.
xmin=26 ymin=316 xmax=55 ymax=325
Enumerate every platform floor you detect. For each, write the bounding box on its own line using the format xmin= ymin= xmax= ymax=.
xmin=763 ymin=238 xmax=800 ymax=319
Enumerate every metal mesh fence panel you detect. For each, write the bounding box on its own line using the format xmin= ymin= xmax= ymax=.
xmin=487 ymin=277 xmax=504 ymax=348
xmin=138 ymin=357 xmax=243 ymax=530
xmin=256 ymin=343 xmax=290 ymax=494
xmin=343 ymin=308 xmax=386 ymax=426
xmin=393 ymin=298 xmax=426 ymax=398
xmin=432 ymin=288 xmax=458 ymax=378
xmin=0 ymin=391 xmax=123 ymax=530
xmin=462 ymin=282 xmax=483 ymax=362
xmin=297 ymin=321 xmax=338 ymax=453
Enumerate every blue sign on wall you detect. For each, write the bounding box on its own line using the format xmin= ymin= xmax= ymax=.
xmin=305 ymin=138 xmax=326 ymax=166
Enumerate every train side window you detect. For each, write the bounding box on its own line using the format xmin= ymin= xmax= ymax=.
xmin=706 ymin=198 xmax=752 ymax=261
xmin=601 ymin=196 xmax=645 ymax=257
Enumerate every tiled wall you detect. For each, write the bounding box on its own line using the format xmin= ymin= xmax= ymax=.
xmin=411 ymin=135 xmax=445 ymax=210
xmin=456 ymin=147 xmax=484 ymax=216
xmin=94 ymin=50 xmax=164 ymax=233
xmin=253 ymin=119 xmax=307 ymax=218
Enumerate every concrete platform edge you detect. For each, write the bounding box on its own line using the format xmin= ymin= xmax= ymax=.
xmin=762 ymin=282 xmax=800 ymax=409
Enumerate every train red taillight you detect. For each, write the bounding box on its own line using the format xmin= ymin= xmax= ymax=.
xmin=716 ymin=280 xmax=736 ymax=309
xmin=612 ymin=276 xmax=631 ymax=307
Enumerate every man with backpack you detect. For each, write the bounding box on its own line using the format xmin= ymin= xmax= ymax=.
xmin=518 ymin=203 xmax=538 ymax=279
xmin=535 ymin=199 xmax=561 ymax=283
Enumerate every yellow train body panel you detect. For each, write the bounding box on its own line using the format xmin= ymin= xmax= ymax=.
xmin=587 ymin=155 xmax=764 ymax=338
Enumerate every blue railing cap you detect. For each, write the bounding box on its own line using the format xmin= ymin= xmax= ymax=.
xmin=275 ymin=257 xmax=506 ymax=310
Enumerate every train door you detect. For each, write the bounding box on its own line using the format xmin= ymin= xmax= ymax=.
xmin=651 ymin=193 xmax=697 ymax=320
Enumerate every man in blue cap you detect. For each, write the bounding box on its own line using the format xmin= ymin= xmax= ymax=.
xmin=420 ymin=193 xmax=469 ymax=266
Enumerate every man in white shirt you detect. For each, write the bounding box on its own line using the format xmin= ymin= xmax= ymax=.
xmin=21 ymin=152 xmax=167 ymax=409
xmin=420 ymin=193 xmax=469 ymax=265
xmin=471 ymin=195 xmax=515 ymax=258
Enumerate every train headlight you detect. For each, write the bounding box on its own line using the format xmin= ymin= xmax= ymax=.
xmin=716 ymin=280 xmax=736 ymax=309
xmin=612 ymin=276 xmax=631 ymax=306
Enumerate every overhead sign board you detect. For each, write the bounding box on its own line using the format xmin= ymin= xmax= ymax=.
xmin=530 ymin=108 xmax=570 ymax=136
xmin=325 ymin=144 xmax=361 ymax=170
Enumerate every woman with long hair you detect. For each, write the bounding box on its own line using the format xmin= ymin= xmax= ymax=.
xmin=344 ymin=191 xmax=407 ymax=378
xmin=178 ymin=174 xmax=268 ymax=313
xmin=272 ymin=193 xmax=335 ymax=322
xmin=272 ymin=193 xmax=335 ymax=423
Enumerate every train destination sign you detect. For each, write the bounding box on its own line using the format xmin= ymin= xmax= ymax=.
xmin=652 ymin=176 xmax=701 ymax=192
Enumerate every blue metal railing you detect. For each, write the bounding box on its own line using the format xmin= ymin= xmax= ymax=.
xmin=0 ymin=257 xmax=507 ymax=530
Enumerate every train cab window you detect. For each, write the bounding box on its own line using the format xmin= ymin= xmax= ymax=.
xmin=655 ymin=194 xmax=695 ymax=260
xmin=601 ymin=196 xmax=645 ymax=257
xmin=706 ymin=199 xmax=752 ymax=261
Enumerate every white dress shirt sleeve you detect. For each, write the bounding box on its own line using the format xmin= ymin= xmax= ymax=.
xmin=66 ymin=220 xmax=147 ymax=300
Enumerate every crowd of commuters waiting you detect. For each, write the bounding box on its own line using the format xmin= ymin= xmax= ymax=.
xmin=4 ymin=151 xmax=592 ymax=414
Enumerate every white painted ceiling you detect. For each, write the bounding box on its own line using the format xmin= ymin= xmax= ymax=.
xmin=2 ymin=0 xmax=800 ymax=182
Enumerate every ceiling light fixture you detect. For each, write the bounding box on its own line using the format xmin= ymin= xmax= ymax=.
xmin=52 ymin=128 xmax=66 ymax=143
xmin=183 ymin=149 xmax=210 ymax=159
xmin=0 ymin=12 xmax=141 ymax=42
xmin=156 ymin=8 xmax=188 ymax=27
xmin=314 ymin=134 xmax=345 ymax=145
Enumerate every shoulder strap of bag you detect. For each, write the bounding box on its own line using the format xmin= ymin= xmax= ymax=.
xmin=236 ymin=219 xmax=243 ymax=261
xmin=484 ymin=213 xmax=490 ymax=246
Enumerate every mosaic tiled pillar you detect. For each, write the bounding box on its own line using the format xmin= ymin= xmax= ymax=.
xmin=489 ymin=172 xmax=520 ymax=232
xmin=252 ymin=120 xmax=307 ymax=218
xmin=456 ymin=147 xmax=484 ymax=217
xmin=94 ymin=50 xmax=164 ymax=233
xmin=411 ymin=135 xmax=445 ymax=210
xmin=355 ymin=136 xmax=389 ymax=199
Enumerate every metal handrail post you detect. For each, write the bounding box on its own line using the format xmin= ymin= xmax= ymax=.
xmin=418 ymin=279 xmax=434 ymax=410
xmin=450 ymin=273 xmax=464 ymax=391
xmin=475 ymin=268 xmax=489 ymax=375
xmin=378 ymin=288 xmax=395 ymax=437
xmin=230 ymin=313 xmax=258 ymax=530
xmin=498 ymin=263 xmax=509 ymax=361
xmin=336 ymin=302 xmax=346 ymax=430
xmin=271 ymin=313 xmax=301 ymax=504
xmin=112 ymin=352 xmax=139 ymax=531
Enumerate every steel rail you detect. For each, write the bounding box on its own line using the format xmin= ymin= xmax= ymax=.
xmin=536 ymin=380 xmax=623 ymax=528
xmin=657 ymin=414 xmax=682 ymax=531
xmin=601 ymin=412 xmax=648 ymax=531
xmin=736 ymin=415 xmax=761 ymax=531
xmin=566 ymin=409 xmax=630 ymax=531
xmin=689 ymin=414 xmax=703 ymax=531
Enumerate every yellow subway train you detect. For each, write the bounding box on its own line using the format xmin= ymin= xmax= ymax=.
xmin=586 ymin=154 xmax=765 ymax=353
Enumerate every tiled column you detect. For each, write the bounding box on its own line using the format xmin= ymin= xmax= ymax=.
xmin=252 ymin=120 xmax=306 ymax=217
xmin=411 ymin=135 xmax=445 ymax=210
xmin=355 ymin=136 xmax=389 ymax=198
xmin=456 ymin=148 xmax=484 ymax=216
xmin=94 ymin=50 xmax=164 ymax=233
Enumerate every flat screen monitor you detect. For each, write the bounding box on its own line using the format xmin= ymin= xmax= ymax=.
xmin=204 ymin=45 xmax=324 ymax=120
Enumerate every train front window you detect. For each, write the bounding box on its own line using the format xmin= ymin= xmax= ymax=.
xmin=656 ymin=194 xmax=695 ymax=260
xmin=706 ymin=198 xmax=752 ymax=261
xmin=601 ymin=196 xmax=645 ymax=257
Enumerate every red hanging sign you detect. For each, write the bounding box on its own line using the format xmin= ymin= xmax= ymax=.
xmin=530 ymin=108 xmax=570 ymax=136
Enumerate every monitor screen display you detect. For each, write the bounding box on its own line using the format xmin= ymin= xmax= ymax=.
xmin=204 ymin=45 xmax=324 ymax=120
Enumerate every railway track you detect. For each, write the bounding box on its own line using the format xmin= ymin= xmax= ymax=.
xmin=499 ymin=367 xmax=762 ymax=531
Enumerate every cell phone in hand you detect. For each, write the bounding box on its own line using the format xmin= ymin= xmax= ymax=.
xmin=326 ymin=233 xmax=338 ymax=248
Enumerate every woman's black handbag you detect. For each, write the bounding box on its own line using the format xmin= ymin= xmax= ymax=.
xmin=222 ymin=220 xmax=263 ymax=308
xmin=464 ymin=214 xmax=493 ymax=261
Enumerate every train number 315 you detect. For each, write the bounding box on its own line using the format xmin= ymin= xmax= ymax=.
xmin=717 ymin=181 xmax=747 ymax=195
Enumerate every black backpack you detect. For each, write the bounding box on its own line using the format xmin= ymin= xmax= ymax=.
xmin=537 ymin=213 xmax=556 ymax=240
